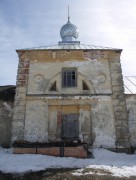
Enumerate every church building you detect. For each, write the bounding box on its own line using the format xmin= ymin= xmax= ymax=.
xmin=11 ymin=12 xmax=131 ymax=157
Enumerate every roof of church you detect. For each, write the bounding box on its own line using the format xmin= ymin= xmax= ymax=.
xmin=123 ymin=76 xmax=136 ymax=94
xmin=17 ymin=44 xmax=121 ymax=51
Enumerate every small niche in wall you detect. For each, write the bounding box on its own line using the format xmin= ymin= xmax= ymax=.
xmin=49 ymin=81 xmax=56 ymax=91
xmin=83 ymin=81 xmax=89 ymax=90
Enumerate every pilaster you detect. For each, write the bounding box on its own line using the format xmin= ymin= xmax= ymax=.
xmin=109 ymin=51 xmax=131 ymax=151
xmin=11 ymin=51 xmax=30 ymax=143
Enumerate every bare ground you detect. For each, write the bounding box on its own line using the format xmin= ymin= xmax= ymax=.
xmin=0 ymin=168 xmax=136 ymax=180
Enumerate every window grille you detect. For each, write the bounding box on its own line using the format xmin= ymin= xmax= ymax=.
xmin=62 ymin=69 xmax=77 ymax=87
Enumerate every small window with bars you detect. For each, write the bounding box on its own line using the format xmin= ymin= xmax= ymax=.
xmin=62 ymin=69 xmax=77 ymax=87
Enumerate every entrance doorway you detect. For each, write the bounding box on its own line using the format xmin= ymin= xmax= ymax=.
xmin=62 ymin=113 xmax=79 ymax=140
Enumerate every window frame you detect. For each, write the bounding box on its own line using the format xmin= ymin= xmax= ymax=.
xmin=62 ymin=68 xmax=77 ymax=88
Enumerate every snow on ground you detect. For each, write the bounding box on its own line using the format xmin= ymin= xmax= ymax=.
xmin=0 ymin=147 xmax=136 ymax=177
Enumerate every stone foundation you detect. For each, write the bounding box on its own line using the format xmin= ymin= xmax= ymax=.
xmin=13 ymin=146 xmax=88 ymax=158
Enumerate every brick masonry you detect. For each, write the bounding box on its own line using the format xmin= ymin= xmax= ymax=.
xmin=13 ymin=146 xmax=88 ymax=158
xmin=64 ymin=146 xmax=87 ymax=158
xmin=37 ymin=147 xmax=60 ymax=157
xmin=13 ymin=148 xmax=36 ymax=154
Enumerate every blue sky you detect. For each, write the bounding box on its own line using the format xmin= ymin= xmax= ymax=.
xmin=0 ymin=0 xmax=136 ymax=85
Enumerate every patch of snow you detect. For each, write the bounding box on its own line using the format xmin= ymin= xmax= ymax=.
xmin=72 ymin=169 xmax=94 ymax=176
xmin=84 ymin=165 xmax=136 ymax=178
xmin=72 ymin=172 xmax=83 ymax=176
xmin=0 ymin=147 xmax=136 ymax=178
xmin=0 ymin=147 xmax=13 ymax=154
xmin=72 ymin=171 xmax=106 ymax=176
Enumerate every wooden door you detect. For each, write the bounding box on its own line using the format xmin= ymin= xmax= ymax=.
xmin=62 ymin=113 xmax=79 ymax=139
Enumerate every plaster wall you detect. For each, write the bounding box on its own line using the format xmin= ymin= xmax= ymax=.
xmin=126 ymin=95 xmax=136 ymax=147
xmin=0 ymin=101 xmax=13 ymax=147
xmin=24 ymin=99 xmax=48 ymax=142
xmin=91 ymin=97 xmax=116 ymax=148
xmin=23 ymin=96 xmax=116 ymax=148
xmin=27 ymin=59 xmax=112 ymax=95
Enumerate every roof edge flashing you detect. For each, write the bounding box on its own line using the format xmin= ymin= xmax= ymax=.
xmin=16 ymin=44 xmax=122 ymax=51
xmin=58 ymin=41 xmax=80 ymax=45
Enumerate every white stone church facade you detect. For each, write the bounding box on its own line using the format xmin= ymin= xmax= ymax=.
xmin=9 ymin=15 xmax=136 ymax=157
